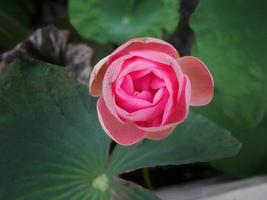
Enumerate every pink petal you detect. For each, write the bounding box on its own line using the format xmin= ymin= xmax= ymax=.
xmin=117 ymin=56 xmax=179 ymax=99
xmin=177 ymin=56 xmax=214 ymax=106
xmin=135 ymin=91 xmax=153 ymax=102
xmin=129 ymin=51 xmax=185 ymax=125
xmin=102 ymin=54 xmax=133 ymax=121
xmin=130 ymin=68 xmax=153 ymax=80
xmin=161 ymin=96 xmax=174 ymax=125
xmin=129 ymin=50 xmax=184 ymax=84
xmin=135 ymin=75 xmax=191 ymax=132
xmin=118 ymin=57 xmax=156 ymax=79
xmin=150 ymin=74 xmax=165 ymax=89
xmin=119 ymin=75 xmax=134 ymax=95
xmin=145 ymin=127 xmax=175 ymax=140
xmin=150 ymin=68 xmax=178 ymax=125
xmin=132 ymin=72 xmax=152 ymax=91
xmin=97 ymin=97 xmax=145 ymax=146
xmin=108 ymin=37 xmax=180 ymax=65
xmin=115 ymin=87 xmax=169 ymax=122
xmin=115 ymin=87 xmax=152 ymax=112
xmin=151 ymin=68 xmax=178 ymax=98
xmin=166 ymin=75 xmax=191 ymax=124
xmin=89 ymin=56 xmax=109 ymax=97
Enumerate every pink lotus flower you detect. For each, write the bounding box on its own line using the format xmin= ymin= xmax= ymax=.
xmin=89 ymin=38 xmax=214 ymax=146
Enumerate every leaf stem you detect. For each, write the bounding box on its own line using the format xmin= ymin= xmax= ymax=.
xmin=142 ymin=168 xmax=153 ymax=190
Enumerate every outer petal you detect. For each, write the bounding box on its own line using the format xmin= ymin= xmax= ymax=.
xmin=89 ymin=56 xmax=109 ymax=97
xmin=102 ymin=54 xmax=133 ymax=122
xmin=108 ymin=37 xmax=180 ymax=64
xmin=178 ymin=56 xmax=214 ymax=106
xmin=97 ymin=97 xmax=145 ymax=146
xmin=169 ymin=75 xmax=191 ymax=123
xmin=145 ymin=127 xmax=175 ymax=140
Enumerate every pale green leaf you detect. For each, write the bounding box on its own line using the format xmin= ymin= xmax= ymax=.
xmin=69 ymin=0 xmax=179 ymax=44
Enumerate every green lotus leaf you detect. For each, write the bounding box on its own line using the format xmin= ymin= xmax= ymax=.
xmin=69 ymin=0 xmax=179 ymax=44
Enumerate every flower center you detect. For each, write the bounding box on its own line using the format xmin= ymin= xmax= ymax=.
xmin=124 ymin=70 xmax=164 ymax=102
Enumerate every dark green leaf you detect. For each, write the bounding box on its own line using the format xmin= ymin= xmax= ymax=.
xmin=0 ymin=58 xmax=111 ymax=199
xmin=111 ymin=181 xmax=160 ymax=200
xmin=190 ymin=0 xmax=267 ymax=177
xmin=69 ymin=0 xmax=179 ymax=44
xmin=193 ymin=104 xmax=267 ymax=177
xmin=0 ymin=58 xmax=160 ymax=199
xmin=107 ymin=112 xmax=241 ymax=175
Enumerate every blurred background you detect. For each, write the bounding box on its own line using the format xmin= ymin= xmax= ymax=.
xmin=0 ymin=0 xmax=267 ymax=198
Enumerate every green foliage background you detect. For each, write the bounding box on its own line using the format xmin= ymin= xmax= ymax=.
xmin=191 ymin=0 xmax=267 ymax=177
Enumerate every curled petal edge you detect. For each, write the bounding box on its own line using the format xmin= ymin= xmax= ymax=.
xmin=89 ymin=56 xmax=109 ymax=97
xmin=97 ymin=97 xmax=145 ymax=146
xmin=178 ymin=56 xmax=214 ymax=106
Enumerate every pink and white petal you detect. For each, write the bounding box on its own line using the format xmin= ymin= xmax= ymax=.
xmin=178 ymin=56 xmax=214 ymax=106
xmin=89 ymin=56 xmax=109 ymax=97
xmin=97 ymin=97 xmax=145 ymax=146
xmin=118 ymin=57 xmax=156 ymax=79
xmin=129 ymin=50 xmax=184 ymax=84
xmin=136 ymin=122 xmax=175 ymax=133
xmin=145 ymin=127 xmax=175 ymax=140
xmin=102 ymin=54 xmax=133 ymax=120
xmin=108 ymin=38 xmax=180 ymax=65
